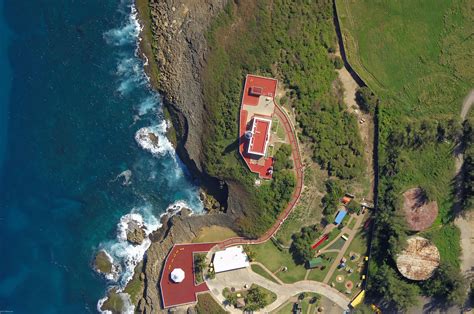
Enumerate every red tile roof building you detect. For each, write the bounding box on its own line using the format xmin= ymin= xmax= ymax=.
xmin=239 ymin=75 xmax=278 ymax=179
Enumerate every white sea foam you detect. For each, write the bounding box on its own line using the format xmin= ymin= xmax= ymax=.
xmin=112 ymin=169 xmax=132 ymax=186
xmin=116 ymin=57 xmax=145 ymax=94
xmin=96 ymin=200 xmax=199 ymax=313
xmin=137 ymin=95 xmax=158 ymax=116
xmin=97 ymin=295 xmax=112 ymax=314
xmin=134 ymin=120 xmax=174 ymax=157
xmin=97 ymin=1 xmax=203 ymax=312
xmin=103 ymin=6 xmax=141 ymax=46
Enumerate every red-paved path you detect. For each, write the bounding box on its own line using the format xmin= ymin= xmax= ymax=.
xmin=221 ymin=103 xmax=304 ymax=247
xmin=161 ymin=77 xmax=304 ymax=309
xmin=160 ymin=243 xmax=216 ymax=308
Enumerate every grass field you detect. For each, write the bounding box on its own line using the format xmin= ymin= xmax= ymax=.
xmin=336 ymin=0 xmax=473 ymax=119
xmin=336 ymin=0 xmax=471 ymax=306
xmin=251 ymin=264 xmax=281 ymax=284
xmin=196 ymin=293 xmax=227 ymax=314
xmin=192 ymin=226 xmax=238 ymax=243
xmin=307 ymin=252 xmax=338 ymax=282
xmin=252 ymin=241 xmax=307 ymax=283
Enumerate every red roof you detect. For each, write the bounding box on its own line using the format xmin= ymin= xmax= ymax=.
xmin=160 ymin=243 xmax=216 ymax=308
xmin=242 ymin=75 xmax=277 ymax=106
xmin=239 ymin=75 xmax=278 ymax=179
xmin=248 ymin=117 xmax=271 ymax=156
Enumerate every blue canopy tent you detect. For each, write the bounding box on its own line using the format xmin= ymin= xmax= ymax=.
xmin=334 ymin=210 xmax=347 ymax=225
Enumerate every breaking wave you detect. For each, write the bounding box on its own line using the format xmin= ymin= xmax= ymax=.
xmin=96 ymin=1 xmax=204 ymax=313
xmin=134 ymin=120 xmax=174 ymax=157
xmin=96 ymin=201 xmax=198 ymax=313
xmin=103 ymin=5 xmax=140 ymax=47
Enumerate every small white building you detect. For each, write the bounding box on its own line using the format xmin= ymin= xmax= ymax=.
xmin=213 ymin=245 xmax=250 ymax=273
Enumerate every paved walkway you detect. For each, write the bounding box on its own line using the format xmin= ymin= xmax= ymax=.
xmin=206 ymin=268 xmax=350 ymax=313
xmin=219 ymin=103 xmax=305 ymax=248
xmin=322 ymin=212 xmax=366 ymax=283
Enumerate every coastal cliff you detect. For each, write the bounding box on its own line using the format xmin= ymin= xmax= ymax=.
xmin=138 ymin=0 xmax=227 ymax=179
xmin=127 ymin=1 xmax=238 ymax=312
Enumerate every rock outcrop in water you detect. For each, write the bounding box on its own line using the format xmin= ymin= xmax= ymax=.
xmin=126 ymin=222 xmax=147 ymax=245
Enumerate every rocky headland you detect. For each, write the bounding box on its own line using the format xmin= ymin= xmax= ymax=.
xmin=99 ymin=2 xmax=245 ymax=312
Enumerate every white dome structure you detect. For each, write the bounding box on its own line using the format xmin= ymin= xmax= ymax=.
xmin=170 ymin=268 xmax=185 ymax=283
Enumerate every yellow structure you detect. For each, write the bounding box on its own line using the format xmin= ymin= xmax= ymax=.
xmin=350 ymin=290 xmax=365 ymax=308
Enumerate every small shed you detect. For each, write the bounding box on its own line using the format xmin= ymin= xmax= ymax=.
xmin=334 ymin=210 xmax=347 ymax=225
xmin=307 ymin=257 xmax=323 ymax=269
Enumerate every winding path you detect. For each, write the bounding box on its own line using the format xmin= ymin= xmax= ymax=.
xmin=207 ymin=268 xmax=350 ymax=312
xmin=219 ymin=104 xmax=305 ymax=248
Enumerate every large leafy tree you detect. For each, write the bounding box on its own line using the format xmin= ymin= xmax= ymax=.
xmin=370 ymin=263 xmax=419 ymax=310
xmin=422 ymin=263 xmax=468 ymax=306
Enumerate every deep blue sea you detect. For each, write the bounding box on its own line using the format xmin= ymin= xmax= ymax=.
xmin=0 ymin=1 xmax=202 ymax=313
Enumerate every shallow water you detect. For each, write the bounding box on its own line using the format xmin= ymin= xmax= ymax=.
xmin=0 ymin=1 xmax=202 ymax=312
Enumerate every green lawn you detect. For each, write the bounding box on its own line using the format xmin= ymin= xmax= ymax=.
xmin=274 ymin=293 xmax=320 ymax=314
xmin=251 ymin=264 xmax=280 ymax=284
xmin=307 ymin=252 xmax=339 ymax=282
xmin=348 ymin=216 xmax=357 ymax=230
xmin=347 ymin=226 xmax=368 ymax=256
xmin=252 ymin=241 xmax=307 ymax=283
xmin=421 ymin=223 xmax=461 ymax=269
xmin=327 ymin=237 xmax=346 ymax=251
xmin=318 ymin=228 xmax=342 ymax=251
xmin=336 ymin=0 xmax=472 ymax=119
xmin=196 ymin=293 xmax=227 ymax=314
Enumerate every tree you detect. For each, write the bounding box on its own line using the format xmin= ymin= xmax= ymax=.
xmin=245 ymin=286 xmax=268 ymax=310
xmin=321 ymin=179 xmax=343 ymax=215
xmin=333 ymin=56 xmax=344 ymax=69
xmin=243 ymin=245 xmax=256 ymax=262
xmin=291 ymin=225 xmax=319 ymax=264
xmin=422 ymin=263 xmax=468 ymax=306
xmin=369 ymin=263 xmax=419 ymax=310
xmin=356 ymin=86 xmax=378 ymax=114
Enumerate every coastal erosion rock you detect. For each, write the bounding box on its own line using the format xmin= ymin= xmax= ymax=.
xmin=126 ymin=221 xmax=147 ymax=245
xmin=94 ymin=250 xmax=114 ymax=276
xmin=139 ymin=212 xmax=235 ymax=313
xmin=146 ymin=0 xmax=227 ymax=172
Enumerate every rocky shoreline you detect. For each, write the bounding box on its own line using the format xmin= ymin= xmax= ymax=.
xmin=98 ymin=1 xmax=236 ymax=312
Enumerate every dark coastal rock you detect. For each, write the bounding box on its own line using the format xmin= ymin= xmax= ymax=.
xmin=126 ymin=222 xmax=147 ymax=245
xmin=93 ymin=250 xmax=113 ymax=275
xmin=145 ymin=0 xmax=227 ymax=172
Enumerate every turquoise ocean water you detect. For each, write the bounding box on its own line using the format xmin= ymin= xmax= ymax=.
xmin=0 ymin=1 xmax=202 ymax=312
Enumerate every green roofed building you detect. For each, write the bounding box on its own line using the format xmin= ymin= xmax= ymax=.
xmin=308 ymin=257 xmax=323 ymax=269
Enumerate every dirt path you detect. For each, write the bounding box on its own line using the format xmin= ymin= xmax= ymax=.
xmin=454 ymin=89 xmax=474 ymax=277
xmin=335 ymin=51 xmax=374 ymax=201
xmin=460 ymin=89 xmax=474 ymax=121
